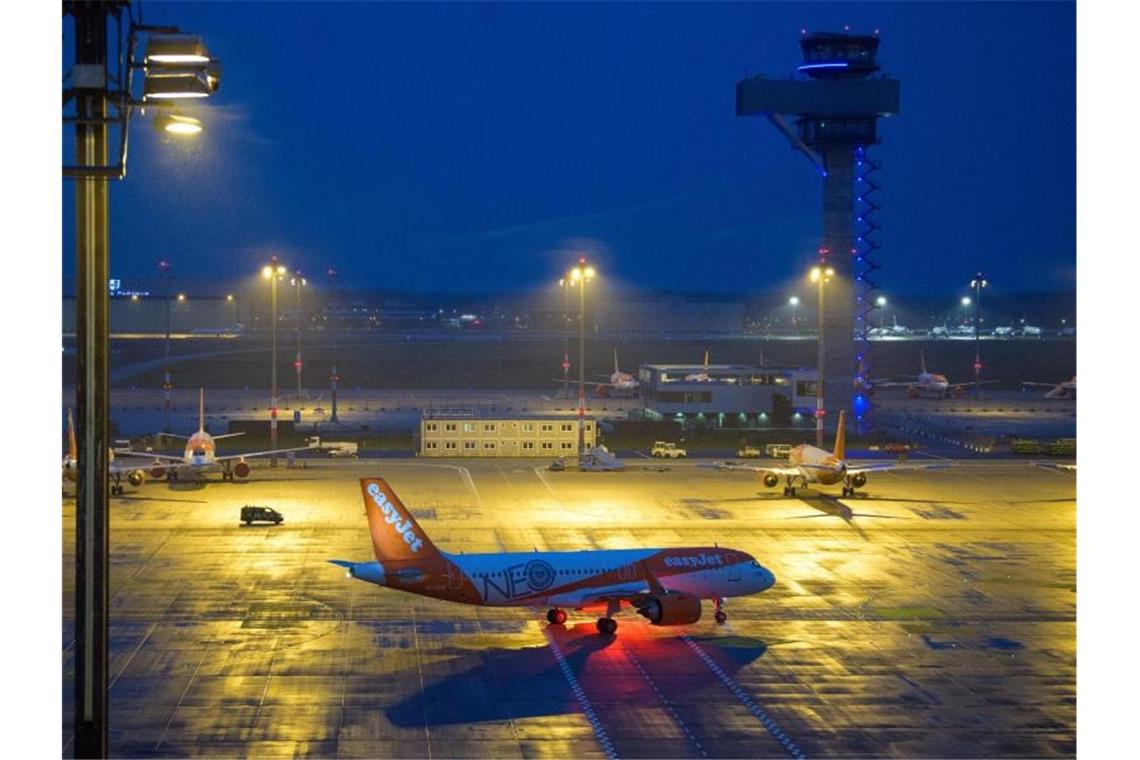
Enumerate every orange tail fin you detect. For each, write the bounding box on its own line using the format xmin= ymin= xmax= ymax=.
xmin=833 ymin=409 xmax=846 ymax=461
xmin=360 ymin=478 xmax=442 ymax=562
xmin=67 ymin=407 xmax=77 ymax=460
xmin=198 ymin=388 xmax=205 ymax=434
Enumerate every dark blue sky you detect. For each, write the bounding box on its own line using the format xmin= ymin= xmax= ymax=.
xmin=63 ymin=1 xmax=1075 ymax=296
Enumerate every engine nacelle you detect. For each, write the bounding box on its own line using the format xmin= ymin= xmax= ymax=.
xmin=63 ymin=461 xmax=77 ymax=482
xmin=633 ymin=592 xmax=702 ymax=626
xmin=149 ymin=464 xmax=166 ymax=480
xmin=763 ymin=473 xmax=779 ymax=488
xmin=128 ymin=470 xmax=145 ymax=487
xmin=851 ymin=472 xmax=867 ymax=488
xmin=232 ymin=461 xmax=251 ymax=479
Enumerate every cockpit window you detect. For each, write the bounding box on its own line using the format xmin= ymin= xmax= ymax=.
xmin=751 ymin=560 xmax=761 ymax=567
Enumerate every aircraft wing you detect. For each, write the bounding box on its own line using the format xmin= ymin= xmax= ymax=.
xmin=545 ymin=581 xmax=653 ymax=609
xmin=845 ymin=460 xmax=955 ymax=475
xmin=551 ymin=378 xmax=631 ymax=389
xmin=115 ymin=450 xmax=183 ymax=462
xmin=700 ymin=462 xmax=812 ymax=477
xmin=213 ymin=442 xmax=317 ymax=462
xmin=946 ymin=380 xmax=1000 ymax=389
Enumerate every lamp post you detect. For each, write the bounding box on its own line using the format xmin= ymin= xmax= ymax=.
xmin=970 ymin=273 xmax=988 ymax=400
xmin=159 ymin=259 xmax=173 ymax=432
xmin=876 ymin=295 xmax=887 ymax=330
xmin=64 ymin=9 xmax=221 ymax=756
xmin=327 ymin=268 xmax=340 ymax=423
xmin=559 ymin=278 xmax=571 ymax=399
xmin=789 ymin=296 xmax=800 ymax=334
xmin=262 ymin=260 xmax=287 ymax=464
xmin=226 ymin=293 xmax=237 ymax=325
xmin=290 ymin=271 xmax=307 ymax=399
xmin=567 ymin=259 xmax=596 ymax=457
xmin=811 ymin=265 xmax=834 ymax=448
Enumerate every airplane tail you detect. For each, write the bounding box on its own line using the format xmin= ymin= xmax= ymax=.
xmin=703 ymin=348 xmax=710 ymax=370
xmin=920 ymin=349 xmax=927 ymax=375
xmin=67 ymin=407 xmax=77 ymax=461
xmin=360 ymin=478 xmax=442 ymax=563
xmin=614 ymin=347 xmax=620 ymax=374
xmin=833 ymin=409 xmax=846 ymax=460
xmin=198 ymin=388 xmax=205 ymax=434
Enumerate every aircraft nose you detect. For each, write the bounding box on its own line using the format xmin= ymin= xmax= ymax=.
xmin=756 ymin=566 xmax=776 ymax=592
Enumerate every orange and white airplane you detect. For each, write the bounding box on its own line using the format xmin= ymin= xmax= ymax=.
xmin=63 ymin=408 xmax=151 ymax=495
xmin=684 ymin=349 xmax=713 ymax=382
xmin=707 ymin=410 xmax=950 ymax=497
xmin=130 ymin=388 xmax=314 ymax=482
xmin=555 ymin=348 xmax=639 ymax=396
xmin=331 ymin=478 xmax=776 ymax=635
xmin=877 ymin=350 xmax=995 ymax=398
xmin=1022 ymin=376 xmax=1076 ymax=399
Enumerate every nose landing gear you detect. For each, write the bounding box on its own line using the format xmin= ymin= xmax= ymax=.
xmin=714 ymin=597 xmax=728 ymax=625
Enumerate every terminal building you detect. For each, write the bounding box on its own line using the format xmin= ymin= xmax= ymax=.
xmin=638 ymin=363 xmax=818 ymax=428
xmin=418 ymin=411 xmax=596 ymax=457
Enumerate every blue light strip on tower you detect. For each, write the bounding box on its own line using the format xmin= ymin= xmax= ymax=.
xmin=853 ymin=145 xmax=882 ymax=425
xmin=797 ymin=62 xmax=851 ymax=71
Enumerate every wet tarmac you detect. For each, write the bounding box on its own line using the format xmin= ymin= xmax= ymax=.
xmin=63 ymin=458 xmax=1075 ymax=757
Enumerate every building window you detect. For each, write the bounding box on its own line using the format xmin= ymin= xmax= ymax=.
xmin=426 ymin=422 xmax=438 ymax=432
xmin=522 ymin=423 xmax=534 ymax=433
xmin=560 ymin=423 xmax=573 ymax=432
xmin=445 ymin=423 xmax=457 ymax=432
xmin=522 ymin=441 xmax=535 ymax=450
xmin=483 ymin=423 xmax=497 ymax=433
xmin=796 ymin=381 xmax=817 ymax=396
xmin=463 ymin=441 xmax=477 ymax=450
xmin=425 ymin=441 xmax=437 ymax=450
xmin=463 ymin=422 xmax=476 ymax=433
xmin=444 ymin=441 xmax=457 ymax=450
xmin=541 ymin=423 xmax=554 ymax=433
xmin=560 ymin=442 xmax=573 ymax=450
xmin=483 ymin=441 xmax=496 ymax=450
xmin=541 ymin=442 xmax=554 ymax=450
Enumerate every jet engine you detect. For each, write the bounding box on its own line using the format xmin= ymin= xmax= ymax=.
xmin=128 ymin=470 xmax=145 ymax=487
xmin=851 ymin=473 xmax=867 ymax=488
xmin=763 ymin=473 xmax=779 ymax=488
xmin=633 ymin=592 xmax=702 ymax=626
xmin=232 ymin=461 xmax=251 ymax=479
xmin=149 ymin=464 xmax=166 ymax=480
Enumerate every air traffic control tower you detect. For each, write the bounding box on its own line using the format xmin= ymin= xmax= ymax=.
xmin=736 ymin=30 xmax=899 ymax=434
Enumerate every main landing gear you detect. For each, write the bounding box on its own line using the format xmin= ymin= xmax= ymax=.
xmin=596 ymin=617 xmax=618 ymax=635
xmin=545 ymin=608 xmax=567 ymax=625
xmin=111 ymin=482 xmax=124 ymax=496
xmin=714 ymin=597 xmax=728 ymax=625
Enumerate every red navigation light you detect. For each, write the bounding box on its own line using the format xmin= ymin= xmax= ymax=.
xmin=973 ymin=361 xmax=983 ymax=371
xmin=294 ymin=360 xmax=303 ymax=371
xmin=814 ymin=408 xmax=826 ymax=418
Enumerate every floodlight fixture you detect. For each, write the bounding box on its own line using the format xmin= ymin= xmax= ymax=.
xmin=144 ymin=72 xmax=211 ymax=100
xmin=145 ymin=35 xmax=211 ymax=65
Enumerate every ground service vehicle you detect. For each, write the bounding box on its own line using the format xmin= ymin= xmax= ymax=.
xmin=241 ymin=505 xmax=283 ymax=525
xmin=651 ymin=441 xmax=687 ymax=458
xmin=736 ymin=445 xmax=761 ymax=458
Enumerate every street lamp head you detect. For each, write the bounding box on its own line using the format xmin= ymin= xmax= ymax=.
xmin=226 ymin=294 xmax=234 ymax=302
xmin=261 ymin=265 xmax=273 ymax=280
xmin=177 ymin=293 xmax=186 ymax=302
xmin=961 ymin=296 xmax=971 ymax=306
xmin=584 ymin=266 xmax=596 ymax=280
xmin=876 ymin=296 xmax=887 ymax=307
xmin=569 ymin=268 xmax=581 ymax=283
xmin=789 ymin=296 xmax=800 ymax=306
xmin=130 ymin=294 xmax=139 ymax=302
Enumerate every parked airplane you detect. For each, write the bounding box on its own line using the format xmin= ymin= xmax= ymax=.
xmin=684 ymin=349 xmax=713 ymax=382
xmin=876 ymin=350 xmax=995 ymax=398
xmin=706 ymin=410 xmax=950 ymax=497
xmin=129 ymin=388 xmax=315 ymax=482
xmin=555 ymin=348 xmax=639 ymax=396
xmin=1022 ymin=376 xmax=1076 ymax=399
xmin=63 ymin=408 xmax=150 ymax=495
xmin=331 ymin=478 xmax=776 ymax=635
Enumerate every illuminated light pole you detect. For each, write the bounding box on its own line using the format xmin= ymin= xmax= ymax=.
xmin=876 ymin=295 xmax=887 ymax=330
xmin=559 ymin=278 xmax=571 ymax=399
xmin=327 ymin=268 xmax=340 ymax=423
xmin=811 ymin=265 xmax=834 ymax=448
xmin=262 ymin=260 xmax=287 ymax=464
xmin=226 ymin=293 xmax=237 ymax=325
xmin=567 ymin=259 xmax=596 ymax=457
xmin=290 ymin=271 xmax=307 ymax=399
xmin=970 ymin=272 xmax=988 ymax=400
xmin=64 ymin=11 xmax=221 ymax=756
xmin=789 ymin=295 xmax=800 ymax=334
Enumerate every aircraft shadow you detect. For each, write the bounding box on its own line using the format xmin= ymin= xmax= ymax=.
xmin=385 ymin=622 xmax=767 ymax=728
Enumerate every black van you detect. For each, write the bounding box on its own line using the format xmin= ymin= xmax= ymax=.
xmin=240 ymin=505 xmax=283 ymax=526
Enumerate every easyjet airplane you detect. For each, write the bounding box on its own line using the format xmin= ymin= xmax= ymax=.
xmin=331 ymin=478 xmax=776 ymax=635
xmin=63 ymin=408 xmax=152 ymax=495
xmin=708 ymin=410 xmax=950 ymax=497
xmin=129 ymin=388 xmax=314 ymax=482
xmin=554 ymin=348 xmax=640 ymax=396
xmin=876 ymin=350 xmax=995 ymax=398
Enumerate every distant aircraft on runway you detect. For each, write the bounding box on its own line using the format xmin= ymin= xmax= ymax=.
xmin=331 ymin=478 xmax=775 ymax=635
xmin=875 ymin=350 xmax=997 ymax=398
xmin=705 ymin=410 xmax=950 ymax=497
xmin=554 ymin=348 xmax=639 ymax=396
xmin=126 ymin=388 xmax=314 ymax=482
xmin=63 ymin=408 xmax=151 ymax=495
xmin=1022 ymin=376 xmax=1076 ymax=399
